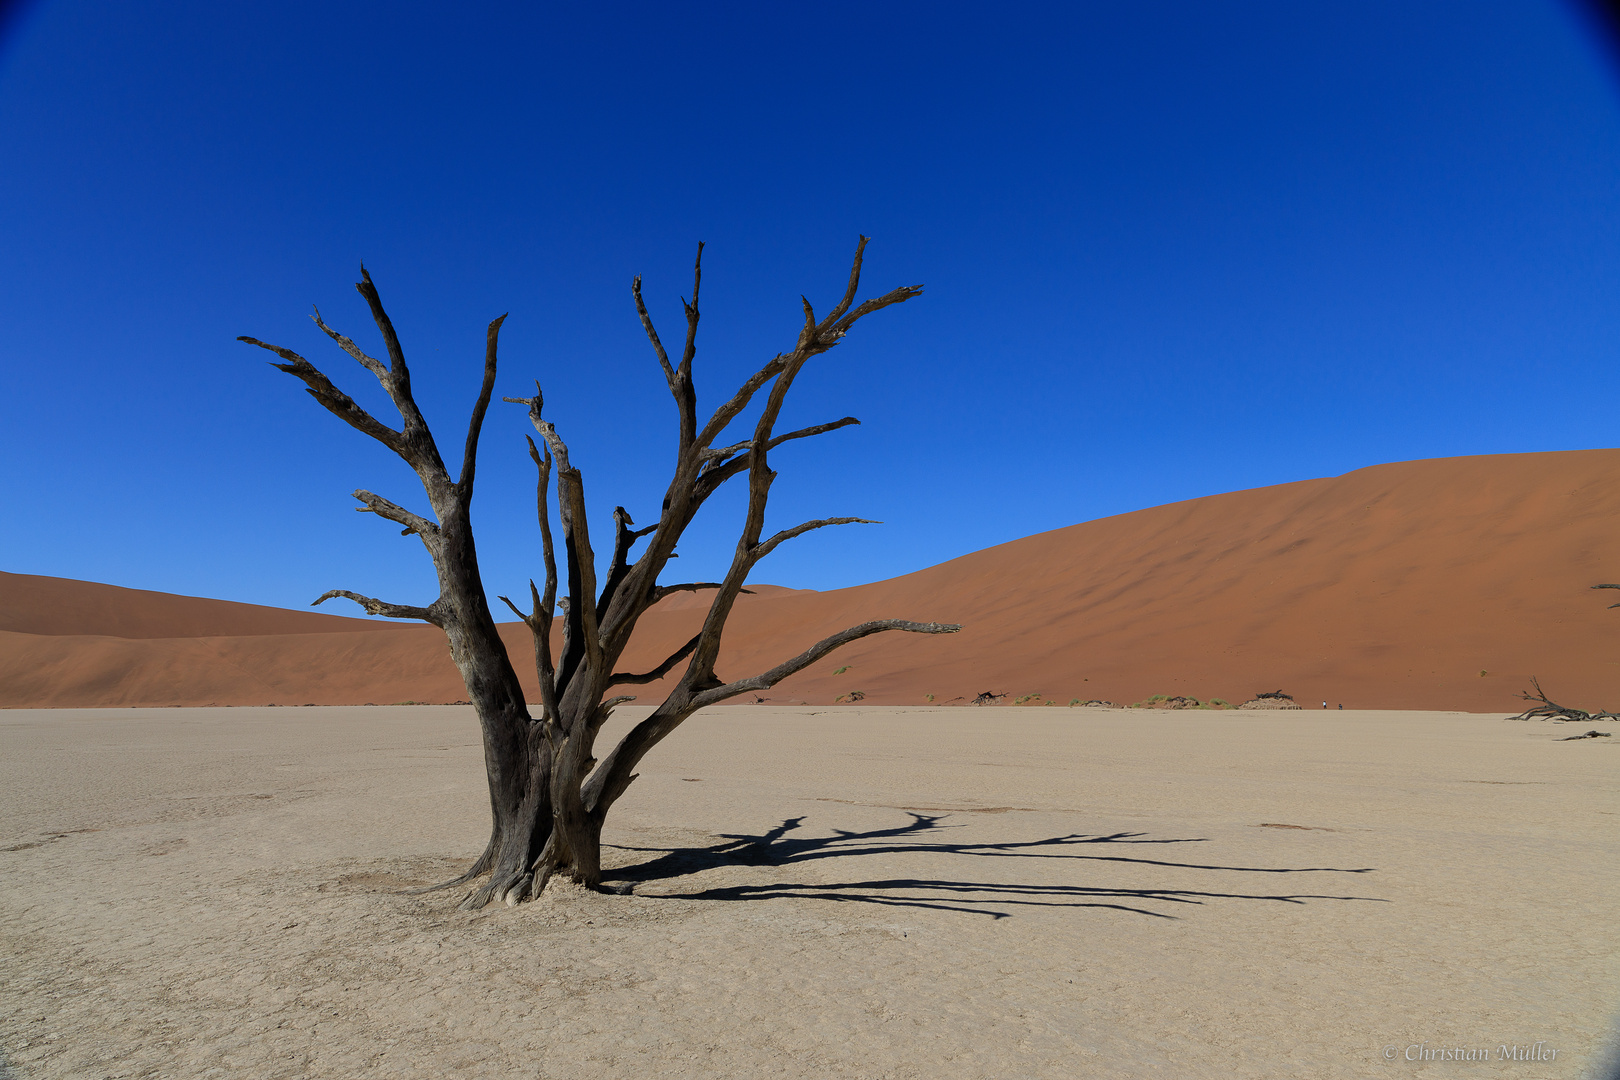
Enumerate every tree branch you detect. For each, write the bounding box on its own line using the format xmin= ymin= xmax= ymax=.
xmin=608 ymin=632 xmax=702 ymax=686
xmin=351 ymin=269 xmax=449 ymax=481
xmin=693 ymin=356 xmax=788 ymax=450
xmin=755 ymin=517 xmax=877 ymax=562
xmin=632 ymin=275 xmax=678 ymax=393
xmin=351 ymin=489 xmax=440 ymax=541
xmin=831 ymin=282 xmax=926 ymax=335
xmin=309 ymin=306 xmax=389 ymax=381
xmin=313 ymin=589 xmax=443 ymax=626
xmin=508 ymin=387 xmax=598 ymax=703
xmin=680 ymin=239 xmax=923 ymax=693
xmin=597 ymin=507 xmax=653 ymax=622
xmin=690 ymin=620 xmax=960 ymax=710
xmin=556 ymin=467 xmax=603 ymax=699
xmin=650 ymin=582 xmax=747 ymax=604
xmin=823 ymin=235 xmax=869 ymax=326
xmin=238 ymin=338 xmax=406 ymax=454
xmin=697 ymin=417 xmax=861 ymax=493
xmin=459 ymin=313 xmax=507 ymax=495
xmin=527 ymin=436 xmax=561 ymax=722
xmin=677 ymin=242 xmax=703 ymax=382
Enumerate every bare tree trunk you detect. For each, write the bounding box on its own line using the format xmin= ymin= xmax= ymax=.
xmin=243 ymin=240 xmax=960 ymax=908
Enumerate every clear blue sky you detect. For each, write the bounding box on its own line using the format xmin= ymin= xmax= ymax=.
xmin=3 ymin=1 xmax=1619 ymax=615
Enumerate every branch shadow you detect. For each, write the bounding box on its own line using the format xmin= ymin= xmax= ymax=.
xmin=602 ymin=812 xmax=1385 ymax=919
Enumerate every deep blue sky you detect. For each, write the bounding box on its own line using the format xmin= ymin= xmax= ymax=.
xmin=3 ymin=1 xmax=1619 ymax=615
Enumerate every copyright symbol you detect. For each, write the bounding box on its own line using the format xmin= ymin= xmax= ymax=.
xmin=1382 ymin=1045 xmax=1398 ymax=1060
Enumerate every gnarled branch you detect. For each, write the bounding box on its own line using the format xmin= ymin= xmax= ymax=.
xmin=313 ymin=589 xmax=442 ymax=626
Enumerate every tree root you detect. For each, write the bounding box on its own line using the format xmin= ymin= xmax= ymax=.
xmin=460 ymin=867 xmax=525 ymax=911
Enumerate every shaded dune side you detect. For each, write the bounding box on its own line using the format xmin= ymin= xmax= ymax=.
xmin=6 ymin=449 xmax=1620 ymax=710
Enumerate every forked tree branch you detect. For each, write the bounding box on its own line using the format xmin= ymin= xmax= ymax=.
xmin=632 ymin=243 xmax=704 ymax=446
xmin=238 ymin=337 xmax=406 ymax=454
xmin=590 ymin=696 xmax=638 ymax=733
xmin=507 ymin=385 xmax=602 ymax=710
xmin=597 ymin=507 xmax=657 ymax=621
xmin=352 ymin=269 xmax=451 ymax=480
xmin=689 ymin=620 xmax=960 ymax=711
xmin=698 ymin=417 xmax=860 ymax=487
xmin=677 ymin=238 xmax=924 ymax=695
xmin=692 ymin=355 xmax=789 ymax=451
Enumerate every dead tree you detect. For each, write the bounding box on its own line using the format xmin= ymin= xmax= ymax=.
xmin=1507 ymin=676 xmax=1620 ymax=722
xmin=1503 ymin=584 xmax=1620 ymax=722
xmin=240 ymin=238 xmax=960 ymax=908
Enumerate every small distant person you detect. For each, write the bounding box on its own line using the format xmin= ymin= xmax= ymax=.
xmin=1322 ymin=700 xmax=1327 ymax=709
xmin=1338 ymin=703 xmax=1343 ymax=710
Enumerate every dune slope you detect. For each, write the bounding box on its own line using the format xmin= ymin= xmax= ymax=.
xmin=5 ymin=450 xmax=1620 ymax=710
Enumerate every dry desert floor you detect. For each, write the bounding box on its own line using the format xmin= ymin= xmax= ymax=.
xmin=1 ymin=705 xmax=1616 ymax=1079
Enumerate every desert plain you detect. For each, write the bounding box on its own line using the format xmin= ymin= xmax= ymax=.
xmin=2 ymin=702 xmax=1615 ymax=1079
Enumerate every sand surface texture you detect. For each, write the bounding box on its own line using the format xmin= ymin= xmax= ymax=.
xmin=2 ymin=705 xmax=1615 ymax=1079
xmin=9 ymin=449 xmax=1620 ymax=712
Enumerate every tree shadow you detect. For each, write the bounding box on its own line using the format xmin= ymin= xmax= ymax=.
xmin=602 ymin=812 xmax=1385 ymax=919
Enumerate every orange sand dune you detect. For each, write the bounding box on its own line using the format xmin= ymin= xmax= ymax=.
xmin=6 ymin=449 xmax=1620 ymax=711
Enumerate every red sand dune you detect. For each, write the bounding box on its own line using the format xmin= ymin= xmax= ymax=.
xmin=6 ymin=449 xmax=1620 ymax=712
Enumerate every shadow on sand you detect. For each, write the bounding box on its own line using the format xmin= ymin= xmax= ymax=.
xmin=602 ymin=813 xmax=1386 ymax=919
